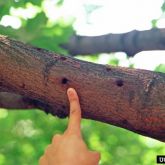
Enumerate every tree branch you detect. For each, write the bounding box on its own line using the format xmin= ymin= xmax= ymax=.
xmin=0 ymin=35 xmax=165 ymax=142
xmin=0 ymin=92 xmax=49 ymax=112
xmin=63 ymin=28 xmax=165 ymax=57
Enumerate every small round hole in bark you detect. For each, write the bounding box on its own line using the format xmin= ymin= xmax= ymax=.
xmin=36 ymin=47 xmax=42 ymax=51
xmin=21 ymin=83 xmax=25 ymax=88
xmin=61 ymin=77 xmax=68 ymax=84
xmin=106 ymin=67 xmax=111 ymax=71
xmin=116 ymin=79 xmax=124 ymax=87
xmin=60 ymin=56 xmax=67 ymax=61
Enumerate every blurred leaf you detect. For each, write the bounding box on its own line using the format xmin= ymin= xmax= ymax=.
xmin=151 ymin=19 xmax=157 ymax=28
xmin=0 ymin=25 xmax=19 ymax=39
xmin=56 ymin=0 xmax=64 ymax=6
xmin=0 ymin=6 xmax=10 ymax=19
xmin=161 ymin=1 xmax=165 ymax=12
xmin=12 ymin=0 xmax=26 ymax=8
xmin=155 ymin=64 xmax=165 ymax=73
xmin=84 ymin=4 xmax=102 ymax=15
xmin=108 ymin=57 xmax=119 ymax=66
xmin=29 ymin=0 xmax=42 ymax=6
xmin=75 ymin=54 xmax=99 ymax=63
xmin=26 ymin=12 xmax=47 ymax=33
xmin=129 ymin=62 xmax=134 ymax=68
xmin=0 ymin=154 xmax=6 ymax=165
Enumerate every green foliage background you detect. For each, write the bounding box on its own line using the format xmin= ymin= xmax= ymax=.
xmin=0 ymin=1 xmax=165 ymax=165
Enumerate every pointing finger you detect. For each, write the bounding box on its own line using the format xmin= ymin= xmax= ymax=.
xmin=66 ymin=88 xmax=81 ymax=136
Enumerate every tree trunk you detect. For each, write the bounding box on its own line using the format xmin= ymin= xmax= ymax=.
xmin=0 ymin=35 xmax=165 ymax=142
xmin=64 ymin=28 xmax=165 ymax=57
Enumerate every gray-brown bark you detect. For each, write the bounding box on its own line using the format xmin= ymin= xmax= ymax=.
xmin=0 ymin=92 xmax=38 ymax=109
xmin=64 ymin=28 xmax=165 ymax=57
xmin=0 ymin=92 xmax=28 ymax=109
xmin=0 ymin=35 xmax=165 ymax=142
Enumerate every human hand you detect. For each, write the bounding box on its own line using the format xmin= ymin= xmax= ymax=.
xmin=39 ymin=88 xmax=100 ymax=165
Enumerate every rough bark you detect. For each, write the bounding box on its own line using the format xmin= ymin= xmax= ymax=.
xmin=0 ymin=92 xmax=37 ymax=109
xmin=0 ymin=35 xmax=165 ymax=142
xmin=64 ymin=28 xmax=165 ymax=57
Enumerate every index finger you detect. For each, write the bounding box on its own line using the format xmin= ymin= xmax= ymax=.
xmin=65 ymin=88 xmax=82 ymax=136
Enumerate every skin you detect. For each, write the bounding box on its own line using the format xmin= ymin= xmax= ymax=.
xmin=39 ymin=88 xmax=101 ymax=165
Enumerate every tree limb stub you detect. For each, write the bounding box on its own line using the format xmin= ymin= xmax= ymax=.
xmin=0 ymin=92 xmax=50 ymax=112
xmin=0 ymin=35 xmax=165 ymax=142
xmin=63 ymin=28 xmax=165 ymax=57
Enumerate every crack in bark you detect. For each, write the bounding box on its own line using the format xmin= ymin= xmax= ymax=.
xmin=43 ymin=60 xmax=58 ymax=85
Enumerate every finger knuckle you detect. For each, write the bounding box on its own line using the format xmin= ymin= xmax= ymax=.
xmin=65 ymin=131 xmax=80 ymax=140
xmin=70 ymin=96 xmax=78 ymax=103
xmin=70 ymin=108 xmax=77 ymax=114
xmin=68 ymin=133 xmax=79 ymax=138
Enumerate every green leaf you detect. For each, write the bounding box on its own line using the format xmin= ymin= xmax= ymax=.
xmin=161 ymin=1 xmax=165 ymax=12
xmin=155 ymin=64 xmax=165 ymax=73
xmin=0 ymin=6 xmax=10 ymax=19
xmin=151 ymin=19 xmax=157 ymax=28
xmin=29 ymin=0 xmax=42 ymax=6
xmin=0 ymin=25 xmax=19 ymax=39
xmin=30 ymin=36 xmax=67 ymax=54
xmin=56 ymin=0 xmax=64 ymax=6
xmin=108 ymin=57 xmax=119 ymax=66
xmin=26 ymin=12 xmax=47 ymax=33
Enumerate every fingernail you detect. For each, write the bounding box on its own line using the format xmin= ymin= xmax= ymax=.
xmin=67 ymin=88 xmax=75 ymax=97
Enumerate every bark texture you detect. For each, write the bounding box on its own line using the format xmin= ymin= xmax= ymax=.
xmin=0 ymin=35 xmax=165 ymax=142
xmin=64 ymin=28 xmax=165 ymax=57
